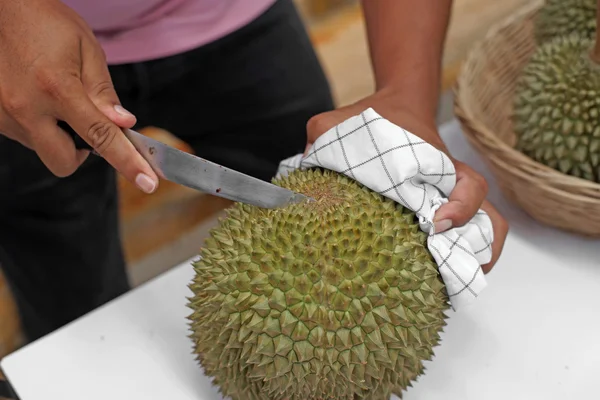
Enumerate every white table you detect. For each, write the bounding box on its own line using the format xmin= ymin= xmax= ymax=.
xmin=1 ymin=119 xmax=599 ymax=400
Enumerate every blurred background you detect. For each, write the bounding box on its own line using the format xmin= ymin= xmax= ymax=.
xmin=0 ymin=0 xmax=530 ymax=366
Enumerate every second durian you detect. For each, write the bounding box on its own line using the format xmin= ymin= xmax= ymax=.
xmin=513 ymin=32 xmax=600 ymax=182
xmin=534 ymin=0 xmax=597 ymax=44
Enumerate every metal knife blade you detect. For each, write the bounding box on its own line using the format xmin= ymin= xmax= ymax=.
xmin=59 ymin=120 xmax=313 ymax=209
xmin=123 ymin=128 xmax=312 ymax=208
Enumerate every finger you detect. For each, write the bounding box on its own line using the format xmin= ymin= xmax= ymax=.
xmin=434 ymin=162 xmax=488 ymax=232
xmin=0 ymin=86 xmax=89 ymax=173
xmin=0 ymin=114 xmax=35 ymax=150
xmin=479 ymin=200 xmax=509 ymax=274
xmin=305 ymin=107 xmax=359 ymax=143
xmin=80 ymin=38 xmax=137 ymax=129
xmin=53 ymin=78 xmax=159 ymax=193
xmin=27 ymin=116 xmax=89 ymax=177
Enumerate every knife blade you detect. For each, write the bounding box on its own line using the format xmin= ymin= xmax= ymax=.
xmin=58 ymin=120 xmax=313 ymax=209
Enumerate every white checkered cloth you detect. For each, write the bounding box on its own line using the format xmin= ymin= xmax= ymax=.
xmin=276 ymin=108 xmax=494 ymax=311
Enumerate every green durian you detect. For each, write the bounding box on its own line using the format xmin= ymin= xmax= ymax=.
xmin=534 ymin=0 xmax=597 ymax=44
xmin=186 ymin=168 xmax=450 ymax=400
xmin=513 ymin=32 xmax=600 ymax=182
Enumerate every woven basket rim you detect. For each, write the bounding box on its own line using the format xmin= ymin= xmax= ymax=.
xmin=453 ymin=0 xmax=600 ymax=195
xmin=480 ymin=146 xmax=600 ymax=203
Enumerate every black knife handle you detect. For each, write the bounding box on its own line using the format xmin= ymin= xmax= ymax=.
xmin=57 ymin=120 xmax=93 ymax=150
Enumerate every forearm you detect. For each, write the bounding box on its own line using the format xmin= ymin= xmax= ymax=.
xmin=361 ymin=0 xmax=453 ymax=123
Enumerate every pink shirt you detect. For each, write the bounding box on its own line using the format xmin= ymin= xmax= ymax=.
xmin=62 ymin=0 xmax=277 ymax=64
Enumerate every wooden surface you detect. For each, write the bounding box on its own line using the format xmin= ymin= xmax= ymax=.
xmin=299 ymin=0 xmax=355 ymax=18
xmin=442 ymin=0 xmax=532 ymax=89
xmin=0 ymin=0 xmax=533 ymax=361
xmin=0 ymin=273 xmax=22 ymax=360
xmin=305 ymin=0 xmax=532 ymax=106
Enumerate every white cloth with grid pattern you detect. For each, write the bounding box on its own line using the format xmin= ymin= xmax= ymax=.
xmin=276 ymin=107 xmax=494 ymax=311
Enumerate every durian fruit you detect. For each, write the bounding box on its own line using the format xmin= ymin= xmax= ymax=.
xmin=187 ymin=168 xmax=450 ymax=400
xmin=513 ymin=31 xmax=600 ymax=182
xmin=534 ymin=0 xmax=597 ymax=44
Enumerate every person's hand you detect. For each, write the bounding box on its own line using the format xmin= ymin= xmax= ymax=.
xmin=305 ymin=88 xmax=508 ymax=273
xmin=0 ymin=0 xmax=158 ymax=193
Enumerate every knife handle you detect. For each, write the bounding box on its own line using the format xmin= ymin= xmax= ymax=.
xmin=57 ymin=120 xmax=93 ymax=151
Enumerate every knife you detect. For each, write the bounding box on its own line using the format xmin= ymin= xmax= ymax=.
xmin=58 ymin=120 xmax=313 ymax=209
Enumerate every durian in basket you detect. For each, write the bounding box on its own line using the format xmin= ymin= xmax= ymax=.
xmin=513 ymin=0 xmax=600 ymax=183
xmin=533 ymin=0 xmax=597 ymax=44
xmin=455 ymin=0 xmax=600 ymax=236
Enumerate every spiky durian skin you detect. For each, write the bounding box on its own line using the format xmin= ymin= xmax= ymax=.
xmin=513 ymin=33 xmax=600 ymax=182
xmin=534 ymin=0 xmax=597 ymax=44
xmin=186 ymin=168 xmax=450 ymax=400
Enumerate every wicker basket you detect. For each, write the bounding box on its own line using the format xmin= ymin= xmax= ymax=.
xmin=454 ymin=0 xmax=600 ymax=237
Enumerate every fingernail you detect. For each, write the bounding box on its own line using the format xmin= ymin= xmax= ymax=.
xmin=135 ymin=173 xmax=157 ymax=194
xmin=434 ymin=219 xmax=452 ymax=233
xmin=114 ymin=104 xmax=134 ymax=118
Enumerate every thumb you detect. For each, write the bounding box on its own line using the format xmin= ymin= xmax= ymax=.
xmin=56 ymin=79 xmax=159 ymax=194
xmin=433 ymin=162 xmax=488 ymax=232
xmin=71 ymin=40 xmax=158 ymax=193
xmin=81 ymin=49 xmax=137 ymax=129
xmin=305 ymin=107 xmax=359 ymax=145
xmin=85 ymin=78 xmax=137 ymax=129
xmin=60 ymin=81 xmax=158 ymax=193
